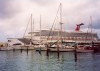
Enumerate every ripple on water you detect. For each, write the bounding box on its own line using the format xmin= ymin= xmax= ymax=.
xmin=0 ymin=50 xmax=100 ymax=71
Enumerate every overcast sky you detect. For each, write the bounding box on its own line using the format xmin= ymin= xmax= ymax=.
xmin=0 ymin=0 xmax=100 ymax=42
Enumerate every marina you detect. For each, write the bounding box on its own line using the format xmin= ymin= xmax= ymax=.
xmin=0 ymin=0 xmax=100 ymax=71
xmin=0 ymin=3 xmax=99 ymax=53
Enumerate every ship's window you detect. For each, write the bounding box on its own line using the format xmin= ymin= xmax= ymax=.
xmin=8 ymin=40 xmax=11 ymax=42
xmin=13 ymin=43 xmax=22 ymax=45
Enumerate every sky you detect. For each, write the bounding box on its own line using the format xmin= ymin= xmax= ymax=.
xmin=0 ymin=0 xmax=100 ymax=42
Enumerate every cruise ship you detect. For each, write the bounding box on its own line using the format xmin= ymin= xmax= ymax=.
xmin=6 ymin=23 xmax=100 ymax=52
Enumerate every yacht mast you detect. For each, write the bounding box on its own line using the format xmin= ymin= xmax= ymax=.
xmin=40 ymin=15 xmax=42 ymax=45
xmin=90 ymin=16 xmax=93 ymax=41
xmin=57 ymin=3 xmax=63 ymax=51
xmin=59 ymin=3 xmax=63 ymax=47
xmin=30 ymin=14 xmax=33 ymax=45
xmin=33 ymin=18 xmax=34 ymax=36
xmin=60 ymin=3 xmax=63 ymax=31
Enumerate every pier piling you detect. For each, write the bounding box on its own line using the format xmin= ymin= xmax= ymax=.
xmin=20 ymin=47 xmax=23 ymax=53
xmin=46 ymin=44 xmax=49 ymax=56
xmin=57 ymin=45 xmax=60 ymax=58
xmin=74 ymin=45 xmax=77 ymax=62
xmin=13 ymin=48 xmax=15 ymax=52
xmin=27 ymin=47 xmax=28 ymax=55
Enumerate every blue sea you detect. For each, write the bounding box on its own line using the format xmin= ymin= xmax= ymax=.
xmin=0 ymin=50 xmax=100 ymax=71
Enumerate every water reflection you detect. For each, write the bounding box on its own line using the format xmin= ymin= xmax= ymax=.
xmin=0 ymin=50 xmax=100 ymax=71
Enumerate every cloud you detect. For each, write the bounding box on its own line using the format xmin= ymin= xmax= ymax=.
xmin=0 ymin=0 xmax=100 ymax=41
xmin=0 ymin=0 xmax=22 ymax=19
xmin=93 ymin=20 xmax=100 ymax=29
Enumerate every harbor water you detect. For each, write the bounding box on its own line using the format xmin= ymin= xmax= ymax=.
xmin=0 ymin=50 xmax=100 ymax=71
